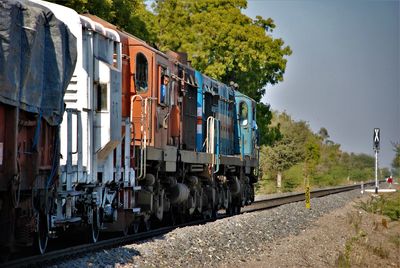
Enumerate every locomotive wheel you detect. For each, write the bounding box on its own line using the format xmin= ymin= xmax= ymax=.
xmin=233 ymin=205 xmax=241 ymax=215
xmin=225 ymin=205 xmax=233 ymax=216
xmin=35 ymin=211 xmax=49 ymax=255
xmin=89 ymin=207 xmax=100 ymax=243
xmin=202 ymin=209 xmax=212 ymax=220
xmin=211 ymin=207 xmax=218 ymax=219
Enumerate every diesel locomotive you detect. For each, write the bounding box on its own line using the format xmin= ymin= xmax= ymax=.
xmin=0 ymin=0 xmax=259 ymax=255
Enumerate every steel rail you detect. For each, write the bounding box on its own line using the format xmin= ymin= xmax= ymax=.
xmin=243 ymin=180 xmax=380 ymax=213
xmin=0 ymin=180 xmax=380 ymax=268
xmin=1 ymin=218 xmax=212 ymax=268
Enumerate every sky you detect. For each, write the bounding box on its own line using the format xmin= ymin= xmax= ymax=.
xmin=244 ymin=0 xmax=399 ymax=168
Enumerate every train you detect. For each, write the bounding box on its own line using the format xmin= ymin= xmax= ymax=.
xmin=0 ymin=0 xmax=259 ymax=256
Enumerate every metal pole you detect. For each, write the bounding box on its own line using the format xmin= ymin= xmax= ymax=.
xmin=375 ymin=150 xmax=378 ymax=194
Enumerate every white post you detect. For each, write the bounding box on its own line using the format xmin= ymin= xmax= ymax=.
xmin=375 ymin=150 xmax=378 ymax=194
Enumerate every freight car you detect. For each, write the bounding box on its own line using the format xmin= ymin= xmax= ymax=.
xmin=0 ymin=0 xmax=77 ymax=255
xmin=0 ymin=0 xmax=260 ymax=256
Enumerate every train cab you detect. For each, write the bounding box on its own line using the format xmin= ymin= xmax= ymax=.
xmin=235 ymin=91 xmax=259 ymax=175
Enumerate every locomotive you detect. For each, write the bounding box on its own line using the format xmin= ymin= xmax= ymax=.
xmin=0 ymin=0 xmax=259 ymax=255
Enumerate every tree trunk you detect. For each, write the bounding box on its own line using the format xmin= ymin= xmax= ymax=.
xmin=276 ymin=172 xmax=282 ymax=190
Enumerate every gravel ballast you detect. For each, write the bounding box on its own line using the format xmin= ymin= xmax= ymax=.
xmin=50 ymin=189 xmax=365 ymax=268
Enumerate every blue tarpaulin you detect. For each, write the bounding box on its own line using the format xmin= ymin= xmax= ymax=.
xmin=0 ymin=0 xmax=77 ymax=125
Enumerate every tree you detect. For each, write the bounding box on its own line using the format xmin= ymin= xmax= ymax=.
xmin=260 ymin=112 xmax=309 ymax=189
xmin=318 ymin=127 xmax=330 ymax=143
xmin=303 ymin=137 xmax=321 ymax=179
xmin=263 ymin=139 xmax=303 ymax=190
xmin=49 ymin=0 xmax=157 ymax=42
xmin=392 ymin=142 xmax=400 ymax=176
xmin=151 ymin=0 xmax=292 ymax=145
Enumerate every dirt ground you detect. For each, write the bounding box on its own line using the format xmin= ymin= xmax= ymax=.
xmin=241 ymin=193 xmax=400 ymax=268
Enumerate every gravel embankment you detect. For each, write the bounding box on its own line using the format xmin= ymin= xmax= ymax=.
xmin=50 ymin=189 xmax=364 ymax=268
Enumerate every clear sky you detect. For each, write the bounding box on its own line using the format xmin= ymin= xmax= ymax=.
xmin=244 ymin=0 xmax=399 ymax=168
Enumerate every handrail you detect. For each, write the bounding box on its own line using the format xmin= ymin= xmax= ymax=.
xmin=129 ymin=95 xmax=157 ymax=180
xmin=130 ymin=95 xmax=144 ymax=179
xmin=206 ymin=116 xmax=220 ymax=174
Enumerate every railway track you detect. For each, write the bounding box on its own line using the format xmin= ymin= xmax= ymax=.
xmin=244 ymin=181 xmax=378 ymax=213
xmin=1 ymin=181 xmax=377 ymax=268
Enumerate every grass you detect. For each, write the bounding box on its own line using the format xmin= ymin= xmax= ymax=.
xmin=389 ymin=234 xmax=400 ymax=248
xmin=358 ymin=191 xmax=400 ymax=221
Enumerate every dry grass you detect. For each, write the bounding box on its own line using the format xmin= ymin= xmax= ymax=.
xmin=337 ymin=192 xmax=400 ymax=267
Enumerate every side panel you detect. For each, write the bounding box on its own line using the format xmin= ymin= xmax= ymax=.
xmin=182 ymin=84 xmax=197 ymax=150
xmin=195 ymin=71 xmax=203 ymax=152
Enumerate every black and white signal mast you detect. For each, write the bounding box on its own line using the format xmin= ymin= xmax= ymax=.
xmin=373 ymin=128 xmax=380 ymax=193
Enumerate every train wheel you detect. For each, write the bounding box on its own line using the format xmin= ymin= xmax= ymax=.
xmin=233 ymin=205 xmax=241 ymax=215
xmin=35 ymin=211 xmax=49 ymax=255
xmin=211 ymin=207 xmax=218 ymax=219
xmin=89 ymin=207 xmax=100 ymax=243
xmin=225 ymin=205 xmax=233 ymax=216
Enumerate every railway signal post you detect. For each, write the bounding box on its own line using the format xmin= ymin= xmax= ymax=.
xmin=373 ymin=128 xmax=380 ymax=194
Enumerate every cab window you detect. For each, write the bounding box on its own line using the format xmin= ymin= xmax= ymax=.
xmin=159 ymin=66 xmax=169 ymax=105
xmin=239 ymin=101 xmax=248 ymax=126
xmin=135 ymin=53 xmax=148 ymax=92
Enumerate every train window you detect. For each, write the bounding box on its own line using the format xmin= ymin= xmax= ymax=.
xmin=96 ymin=83 xmax=108 ymax=111
xmin=239 ymin=101 xmax=248 ymax=126
xmin=159 ymin=66 xmax=169 ymax=105
xmin=135 ymin=53 xmax=148 ymax=92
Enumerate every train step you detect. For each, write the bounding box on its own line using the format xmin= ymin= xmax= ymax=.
xmin=53 ymin=216 xmax=82 ymax=226
xmin=58 ymin=190 xmax=84 ymax=197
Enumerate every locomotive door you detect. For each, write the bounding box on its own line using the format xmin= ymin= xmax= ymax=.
xmin=202 ymin=84 xmax=219 ymax=150
xmin=92 ymin=33 xmax=122 ymax=183
xmin=182 ymin=72 xmax=197 ymax=150
xmin=237 ymin=99 xmax=252 ymax=156
xmin=129 ymin=47 xmax=154 ymax=147
xmin=154 ymin=64 xmax=171 ymax=149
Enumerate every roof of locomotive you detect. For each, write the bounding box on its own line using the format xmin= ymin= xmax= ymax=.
xmin=81 ymin=14 xmax=255 ymax=105
xmin=83 ymin=14 xmax=170 ymax=59
xmin=234 ymin=90 xmax=256 ymax=104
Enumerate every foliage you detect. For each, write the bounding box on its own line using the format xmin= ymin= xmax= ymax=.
xmin=304 ymin=137 xmax=321 ymax=178
xmin=391 ymin=142 xmax=400 ymax=176
xmin=358 ymin=192 xmax=400 ymax=221
xmin=48 ymin=0 xmax=157 ymax=42
xmin=258 ymin=111 xmax=378 ymax=193
xmin=151 ymin=0 xmax=291 ymax=145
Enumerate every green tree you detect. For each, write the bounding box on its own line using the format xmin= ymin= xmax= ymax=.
xmin=263 ymin=139 xmax=303 ymax=190
xmin=303 ymin=137 xmax=321 ymax=179
xmin=49 ymin=0 xmax=157 ymax=42
xmin=392 ymin=142 xmax=400 ymax=176
xmin=318 ymin=127 xmax=330 ymax=144
xmin=152 ymin=0 xmax=291 ymax=145
xmin=260 ymin=112 xmax=309 ymax=189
